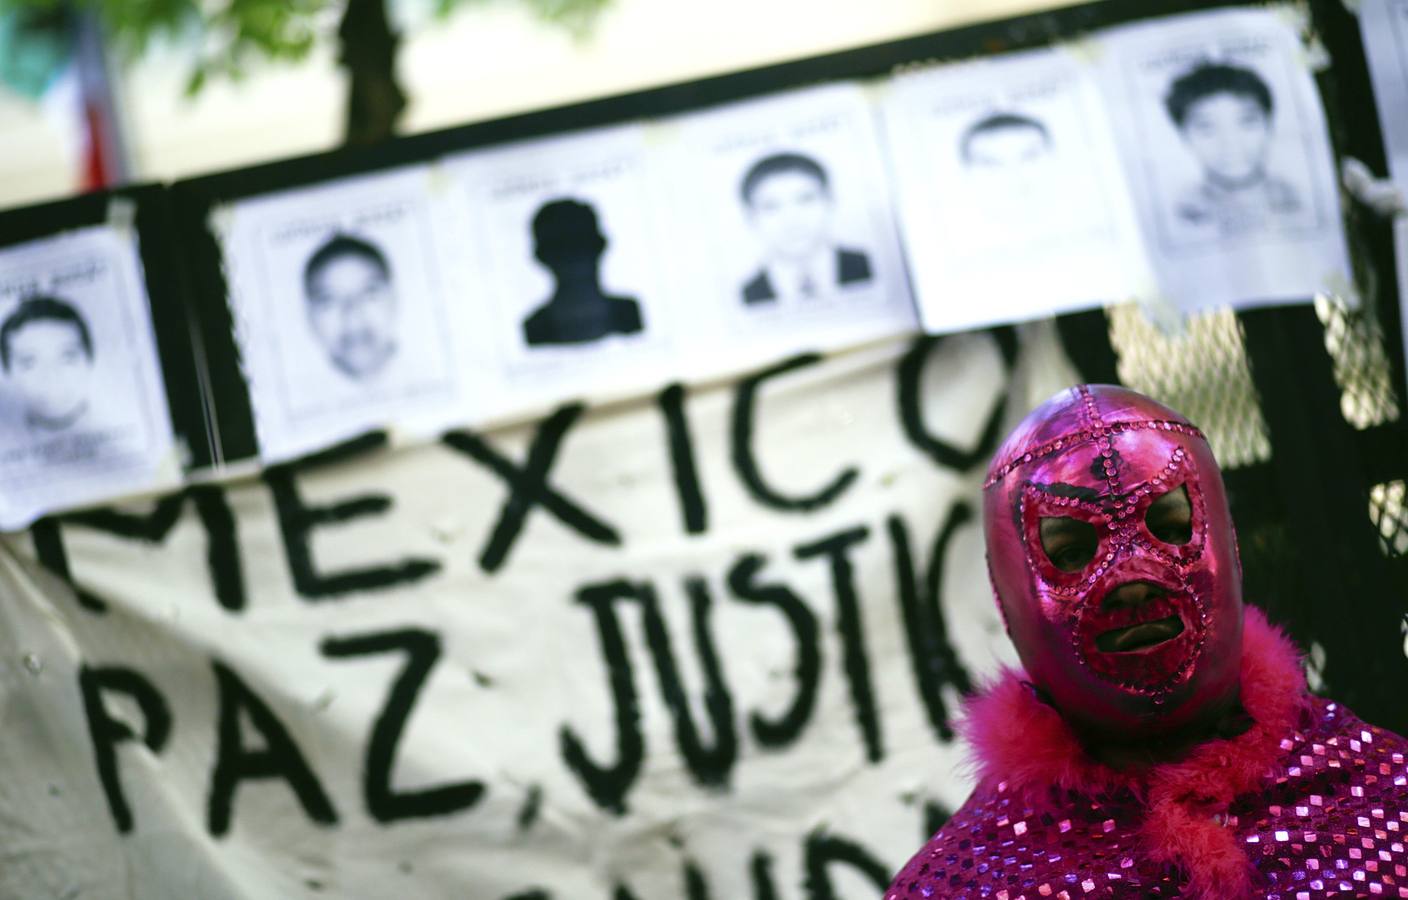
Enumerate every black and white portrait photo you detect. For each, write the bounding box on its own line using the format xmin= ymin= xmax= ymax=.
xmin=1 ymin=295 xmax=96 ymax=433
xmin=663 ymin=83 xmax=913 ymax=366
xmin=216 ymin=166 xmax=465 ymax=463
xmin=736 ymin=151 xmax=872 ymax=306
xmin=0 ymin=225 xmax=177 ymax=529
xmin=882 ymin=47 xmax=1146 ymax=332
xmin=301 ymin=232 xmax=400 ymax=380
xmin=1162 ymin=61 xmax=1301 ymax=236
xmin=1099 ymin=8 xmax=1350 ymax=312
xmin=447 ymin=124 xmax=672 ymax=417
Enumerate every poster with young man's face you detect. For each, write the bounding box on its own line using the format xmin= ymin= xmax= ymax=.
xmin=882 ymin=46 xmax=1148 ymax=333
xmin=0 ymin=223 xmax=177 ymax=529
xmin=658 ymin=83 xmax=915 ymax=372
xmin=1138 ymin=51 xmax=1318 ymax=247
xmin=215 ymin=166 xmax=470 ymax=463
xmin=1096 ymin=8 xmax=1350 ymax=314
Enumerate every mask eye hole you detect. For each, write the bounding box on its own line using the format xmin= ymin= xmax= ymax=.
xmin=1039 ymin=516 xmax=1099 ymax=572
xmin=1145 ymin=484 xmax=1193 ymax=546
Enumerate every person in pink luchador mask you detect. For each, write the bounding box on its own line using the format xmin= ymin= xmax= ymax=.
xmin=887 ymin=384 xmax=1408 ymax=900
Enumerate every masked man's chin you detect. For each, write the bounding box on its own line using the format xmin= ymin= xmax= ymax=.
xmin=1052 ymin=677 xmax=1207 ymax=743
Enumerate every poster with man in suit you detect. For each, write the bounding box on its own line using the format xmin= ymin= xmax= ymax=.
xmin=660 ymin=83 xmax=915 ymax=368
xmin=737 ymin=150 xmax=872 ymax=307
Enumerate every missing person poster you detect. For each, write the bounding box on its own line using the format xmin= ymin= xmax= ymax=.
xmin=657 ymin=83 xmax=916 ymax=372
xmin=0 ymin=223 xmax=178 ymax=530
xmin=882 ymin=46 xmax=1149 ymax=333
xmin=1095 ymin=8 xmax=1351 ymax=314
xmin=445 ymin=125 xmax=676 ymax=423
xmin=1359 ymin=0 xmax=1408 ymax=403
xmin=214 ymin=166 xmax=472 ymax=463
xmin=1360 ymin=0 xmax=1408 ymax=184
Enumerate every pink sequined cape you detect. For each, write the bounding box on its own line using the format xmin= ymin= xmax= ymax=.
xmin=886 ymin=607 xmax=1408 ymax=899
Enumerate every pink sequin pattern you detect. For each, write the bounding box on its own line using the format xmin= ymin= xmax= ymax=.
xmin=983 ymin=419 xmax=1206 ymax=490
xmin=886 ymin=698 xmax=1408 ymax=899
xmin=983 ymin=384 xmax=1245 ymax=739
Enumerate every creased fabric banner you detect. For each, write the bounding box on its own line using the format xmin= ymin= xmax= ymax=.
xmin=0 ymin=329 xmax=1075 ymax=900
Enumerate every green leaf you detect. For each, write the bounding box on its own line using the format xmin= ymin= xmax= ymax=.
xmin=0 ymin=0 xmax=613 ymax=97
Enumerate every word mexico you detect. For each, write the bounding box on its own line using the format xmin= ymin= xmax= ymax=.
xmin=39 ymin=340 xmax=1007 ymax=892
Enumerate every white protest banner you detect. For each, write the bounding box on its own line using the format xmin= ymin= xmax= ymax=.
xmin=0 ymin=328 xmax=1076 ymax=900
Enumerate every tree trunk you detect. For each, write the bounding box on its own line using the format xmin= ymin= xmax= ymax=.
xmin=337 ymin=0 xmax=407 ymax=146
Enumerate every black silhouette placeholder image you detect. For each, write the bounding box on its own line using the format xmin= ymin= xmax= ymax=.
xmin=303 ymin=233 xmax=399 ymax=380
xmin=1 ymin=295 xmax=95 ymax=433
xmin=1164 ymin=61 xmax=1300 ymax=235
xmin=521 ymin=198 xmax=643 ymax=347
xmin=738 ymin=152 xmax=871 ymax=306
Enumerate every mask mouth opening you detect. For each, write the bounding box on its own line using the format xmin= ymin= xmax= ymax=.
xmin=1074 ymin=584 xmax=1205 ymax=689
xmin=1094 ymin=614 xmax=1186 ymax=653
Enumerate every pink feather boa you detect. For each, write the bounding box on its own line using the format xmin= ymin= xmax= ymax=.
xmin=959 ymin=606 xmax=1309 ymax=899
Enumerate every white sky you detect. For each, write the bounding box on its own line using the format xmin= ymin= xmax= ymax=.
xmin=0 ymin=0 xmax=1067 ymax=207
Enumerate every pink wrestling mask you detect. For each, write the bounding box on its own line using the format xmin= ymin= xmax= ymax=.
xmin=984 ymin=385 xmax=1243 ymax=740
